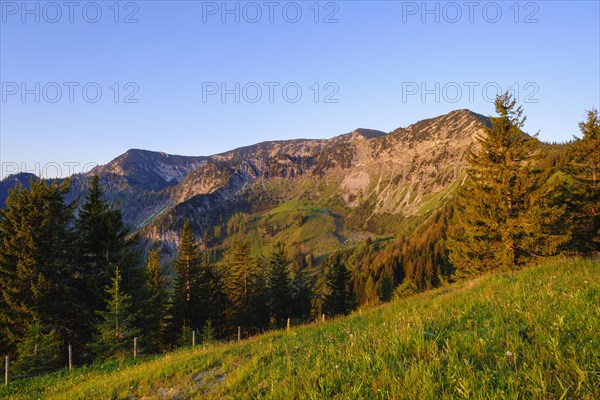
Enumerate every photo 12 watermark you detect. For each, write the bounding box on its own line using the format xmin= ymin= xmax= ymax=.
xmin=401 ymin=1 xmax=539 ymax=23
xmin=1 ymin=1 xmax=140 ymax=24
xmin=2 ymin=162 xmax=99 ymax=179
xmin=1 ymin=82 xmax=140 ymax=104
xmin=201 ymin=81 xmax=340 ymax=104
xmin=200 ymin=1 xmax=339 ymax=23
xmin=401 ymin=81 xmax=539 ymax=104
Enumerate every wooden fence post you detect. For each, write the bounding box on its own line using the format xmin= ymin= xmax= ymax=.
xmin=133 ymin=337 xmax=137 ymax=359
xmin=68 ymin=344 xmax=72 ymax=370
xmin=322 ymin=314 xmax=325 ymax=322
xmin=4 ymin=355 xmax=8 ymax=385
xmin=287 ymin=318 xmax=290 ymax=330
xmin=192 ymin=330 xmax=195 ymax=347
xmin=238 ymin=326 xmax=241 ymax=342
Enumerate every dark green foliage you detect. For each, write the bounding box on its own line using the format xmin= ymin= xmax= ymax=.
xmin=290 ymin=259 xmax=313 ymax=321
xmin=0 ymin=179 xmax=73 ymax=355
xmin=223 ymin=241 xmax=268 ymax=334
xmin=267 ymin=243 xmax=293 ymax=327
xmin=171 ymin=221 xmax=203 ymax=334
xmin=73 ymin=176 xmax=140 ymax=357
xmin=566 ymin=109 xmax=600 ymax=253
xmin=12 ymin=319 xmax=62 ymax=376
xmin=201 ymin=320 xmax=216 ymax=345
xmin=143 ymin=249 xmax=169 ymax=351
xmin=322 ymin=252 xmax=355 ymax=316
xmin=448 ymin=93 xmax=567 ymax=274
xmin=89 ymin=267 xmax=140 ymax=359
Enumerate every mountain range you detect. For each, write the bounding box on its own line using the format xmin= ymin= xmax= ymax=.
xmin=1 ymin=109 xmax=491 ymax=261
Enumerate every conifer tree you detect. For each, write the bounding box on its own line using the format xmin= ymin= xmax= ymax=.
xmin=224 ymin=241 xmax=263 ymax=334
xmin=322 ymin=253 xmax=354 ymax=316
xmin=73 ymin=175 xmax=139 ymax=355
xmin=89 ymin=266 xmax=140 ymax=359
xmin=0 ymin=179 xmax=73 ymax=356
xmin=171 ymin=221 xmax=204 ymax=336
xmin=448 ymin=93 xmax=559 ymax=273
xmin=567 ymin=109 xmax=600 ymax=253
xmin=267 ymin=243 xmax=292 ymax=327
xmin=12 ymin=319 xmax=62 ymax=376
xmin=291 ymin=260 xmax=313 ymax=321
xmin=144 ymin=249 xmax=169 ymax=351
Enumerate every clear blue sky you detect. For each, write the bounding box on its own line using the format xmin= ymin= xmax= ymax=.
xmin=1 ymin=0 xmax=599 ymax=178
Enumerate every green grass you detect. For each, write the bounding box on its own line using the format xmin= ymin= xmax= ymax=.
xmin=2 ymin=258 xmax=599 ymax=399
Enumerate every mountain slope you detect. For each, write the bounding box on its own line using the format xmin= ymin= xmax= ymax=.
xmin=3 ymin=258 xmax=597 ymax=399
xmin=0 ymin=109 xmax=490 ymax=255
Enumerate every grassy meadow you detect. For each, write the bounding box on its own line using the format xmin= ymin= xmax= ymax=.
xmin=1 ymin=258 xmax=598 ymax=399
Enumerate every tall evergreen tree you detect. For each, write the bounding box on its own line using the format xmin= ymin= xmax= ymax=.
xmin=448 ymin=93 xmax=562 ymax=274
xmin=89 ymin=266 xmax=140 ymax=359
xmin=170 ymin=221 xmax=204 ymax=337
xmin=143 ymin=249 xmax=169 ymax=351
xmin=73 ymin=175 xmax=139 ymax=355
xmin=267 ymin=243 xmax=292 ymax=327
xmin=224 ymin=241 xmax=263 ymax=334
xmin=567 ymin=109 xmax=600 ymax=253
xmin=322 ymin=252 xmax=354 ymax=316
xmin=290 ymin=259 xmax=313 ymax=321
xmin=0 ymin=179 xmax=73 ymax=356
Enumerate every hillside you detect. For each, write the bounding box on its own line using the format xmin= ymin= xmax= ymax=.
xmin=2 ymin=258 xmax=598 ymax=399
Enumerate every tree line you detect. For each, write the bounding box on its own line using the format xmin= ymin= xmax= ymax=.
xmin=0 ymin=93 xmax=598 ymax=376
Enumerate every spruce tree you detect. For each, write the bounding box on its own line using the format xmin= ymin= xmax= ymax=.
xmin=73 ymin=175 xmax=139 ymax=355
xmin=267 ymin=243 xmax=292 ymax=327
xmin=0 ymin=179 xmax=73 ymax=356
xmin=567 ymin=109 xmax=600 ymax=253
xmin=144 ymin=249 xmax=169 ymax=351
xmin=89 ymin=266 xmax=140 ymax=359
xmin=448 ymin=93 xmax=557 ymax=273
xmin=224 ymin=241 xmax=262 ymax=334
xmin=12 ymin=319 xmax=62 ymax=376
xmin=171 ymin=221 xmax=204 ymax=337
xmin=290 ymin=260 xmax=313 ymax=321
xmin=322 ymin=253 xmax=354 ymax=316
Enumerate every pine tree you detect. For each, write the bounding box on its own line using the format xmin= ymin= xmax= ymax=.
xmin=322 ymin=253 xmax=354 ymax=316
xmin=267 ymin=243 xmax=292 ymax=327
xmin=448 ymin=93 xmax=558 ymax=273
xmin=144 ymin=249 xmax=169 ymax=351
xmin=89 ymin=266 xmax=140 ymax=359
xmin=0 ymin=179 xmax=73 ymax=356
xmin=12 ymin=319 xmax=62 ymax=376
xmin=171 ymin=221 xmax=204 ymax=337
xmin=567 ymin=109 xmax=600 ymax=253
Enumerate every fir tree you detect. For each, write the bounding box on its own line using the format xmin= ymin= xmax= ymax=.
xmin=89 ymin=266 xmax=140 ymax=359
xmin=12 ymin=319 xmax=62 ymax=376
xmin=567 ymin=109 xmax=600 ymax=253
xmin=171 ymin=221 xmax=204 ymax=337
xmin=448 ymin=93 xmax=562 ymax=273
xmin=0 ymin=179 xmax=73 ymax=356
xmin=290 ymin=260 xmax=313 ymax=321
xmin=144 ymin=249 xmax=169 ymax=351
xmin=322 ymin=253 xmax=354 ymax=316
xmin=267 ymin=243 xmax=292 ymax=327
xmin=73 ymin=175 xmax=140 ymax=356
xmin=224 ymin=241 xmax=264 ymax=334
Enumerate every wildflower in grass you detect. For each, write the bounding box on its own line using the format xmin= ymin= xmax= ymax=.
xmin=506 ymin=351 xmax=513 ymax=357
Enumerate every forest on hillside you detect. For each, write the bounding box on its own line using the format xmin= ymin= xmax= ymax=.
xmin=0 ymin=94 xmax=598 ymax=376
